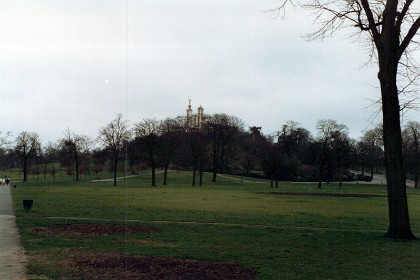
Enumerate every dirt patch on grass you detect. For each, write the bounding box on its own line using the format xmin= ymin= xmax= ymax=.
xmin=31 ymin=224 xmax=158 ymax=237
xmin=257 ymin=192 xmax=386 ymax=198
xmin=128 ymin=239 xmax=177 ymax=247
xmin=30 ymin=225 xmax=257 ymax=279
xmin=65 ymin=251 xmax=258 ymax=280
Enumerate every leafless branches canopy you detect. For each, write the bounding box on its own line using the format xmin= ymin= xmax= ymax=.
xmin=15 ymin=131 xmax=41 ymax=182
xmin=98 ymin=114 xmax=131 ymax=186
xmin=274 ymin=0 xmax=420 ymax=101
xmin=60 ymin=128 xmax=91 ymax=181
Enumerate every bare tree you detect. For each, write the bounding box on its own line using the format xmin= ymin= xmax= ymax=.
xmin=274 ymin=0 xmax=419 ymax=239
xmin=160 ymin=117 xmax=184 ymax=185
xmin=402 ymin=121 xmax=420 ymax=188
xmin=133 ymin=118 xmax=162 ymax=187
xmin=0 ymin=132 xmax=12 ymax=169
xmin=14 ymin=131 xmax=41 ymax=182
xmin=98 ymin=114 xmax=131 ymax=186
xmin=262 ymin=135 xmax=282 ymax=188
xmin=278 ymin=121 xmax=312 ymax=156
xmin=0 ymin=131 xmax=11 ymax=148
xmin=207 ymin=114 xmax=243 ymax=182
xmin=241 ymin=126 xmax=265 ymax=177
xmin=358 ymin=126 xmax=384 ymax=178
xmin=59 ymin=128 xmax=91 ymax=181
xmin=331 ymin=129 xmax=354 ymax=189
xmin=315 ymin=119 xmax=348 ymax=188
xmin=276 ymin=121 xmax=313 ymax=182
xmin=44 ymin=142 xmax=59 ymax=182
xmin=186 ymin=128 xmax=208 ymax=186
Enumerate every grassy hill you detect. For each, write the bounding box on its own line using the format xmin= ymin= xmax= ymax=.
xmin=12 ymin=171 xmax=420 ymax=279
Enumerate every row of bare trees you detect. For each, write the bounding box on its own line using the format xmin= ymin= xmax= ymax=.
xmin=2 ymin=115 xmax=419 ymax=192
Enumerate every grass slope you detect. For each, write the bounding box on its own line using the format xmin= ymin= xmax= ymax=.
xmin=11 ymin=171 xmax=420 ymax=279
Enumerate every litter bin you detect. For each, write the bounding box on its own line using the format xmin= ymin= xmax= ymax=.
xmin=23 ymin=200 xmax=33 ymax=211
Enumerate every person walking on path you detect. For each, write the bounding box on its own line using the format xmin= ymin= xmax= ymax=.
xmin=0 ymin=184 xmax=28 ymax=279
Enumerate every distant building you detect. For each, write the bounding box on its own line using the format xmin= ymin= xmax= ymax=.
xmin=186 ymin=100 xmax=210 ymax=129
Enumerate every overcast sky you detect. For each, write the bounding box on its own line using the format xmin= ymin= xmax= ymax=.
xmin=0 ymin=0 xmax=418 ymax=144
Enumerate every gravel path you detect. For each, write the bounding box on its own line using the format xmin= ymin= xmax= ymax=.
xmin=0 ymin=185 xmax=27 ymax=280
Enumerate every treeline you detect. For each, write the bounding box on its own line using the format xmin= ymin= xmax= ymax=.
xmin=0 ymin=114 xmax=419 ymax=188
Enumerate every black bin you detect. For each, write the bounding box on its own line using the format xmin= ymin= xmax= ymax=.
xmin=23 ymin=200 xmax=33 ymax=211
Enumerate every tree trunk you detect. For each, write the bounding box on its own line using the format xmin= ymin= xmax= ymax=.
xmin=212 ymin=140 xmax=219 ymax=183
xmin=150 ymin=151 xmax=156 ymax=187
xmin=151 ymin=165 xmax=156 ymax=187
xmin=246 ymin=154 xmax=251 ymax=177
xmin=75 ymin=151 xmax=79 ymax=181
xmin=212 ymin=160 xmax=218 ymax=182
xmin=370 ymin=166 xmax=374 ymax=181
xmin=192 ymin=169 xmax=196 ymax=186
xmin=317 ymin=162 xmax=322 ymax=189
xmin=199 ymin=170 xmax=203 ymax=186
xmin=199 ymin=156 xmax=204 ymax=186
xmin=113 ymin=159 xmax=118 ymax=186
xmin=270 ymin=173 xmax=274 ymax=188
xmin=339 ymin=156 xmax=343 ymax=189
xmin=414 ymin=134 xmax=419 ymax=189
xmin=326 ymin=160 xmax=331 ymax=184
xmin=163 ymin=160 xmax=169 ymax=186
xmin=23 ymin=156 xmax=28 ymax=182
xmin=379 ymin=46 xmax=415 ymax=239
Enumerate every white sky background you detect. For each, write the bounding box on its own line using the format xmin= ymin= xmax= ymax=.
xmin=0 ymin=0 xmax=418 ymax=144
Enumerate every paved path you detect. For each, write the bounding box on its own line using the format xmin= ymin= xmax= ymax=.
xmin=0 ymin=185 xmax=27 ymax=280
xmin=348 ymin=170 xmax=415 ymax=187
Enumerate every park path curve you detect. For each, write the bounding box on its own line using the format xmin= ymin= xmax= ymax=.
xmin=0 ymin=185 xmax=27 ymax=280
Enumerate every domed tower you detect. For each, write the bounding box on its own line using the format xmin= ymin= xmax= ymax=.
xmin=197 ymin=105 xmax=204 ymax=115
xmin=197 ymin=105 xmax=204 ymax=128
xmin=186 ymin=99 xmax=193 ymax=127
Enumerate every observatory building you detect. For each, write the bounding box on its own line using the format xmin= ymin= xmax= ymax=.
xmin=186 ymin=100 xmax=210 ymax=129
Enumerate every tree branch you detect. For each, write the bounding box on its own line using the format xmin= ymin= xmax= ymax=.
xmin=360 ymin=0 xmax=382 ymax=47
xmin=267 ymin=0 xmax=295 ymax=18
xmin=396 ymin=0 xmax=414 ymax=28
xmin=399 ymin=16 xmax=420 ymax=59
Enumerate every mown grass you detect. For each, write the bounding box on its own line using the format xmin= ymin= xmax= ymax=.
xmin=11 ymin=171 xmax=420 ymax=279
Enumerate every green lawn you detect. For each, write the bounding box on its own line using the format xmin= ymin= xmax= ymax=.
xmin=11 ymin=171 xmax=420 ymax=279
